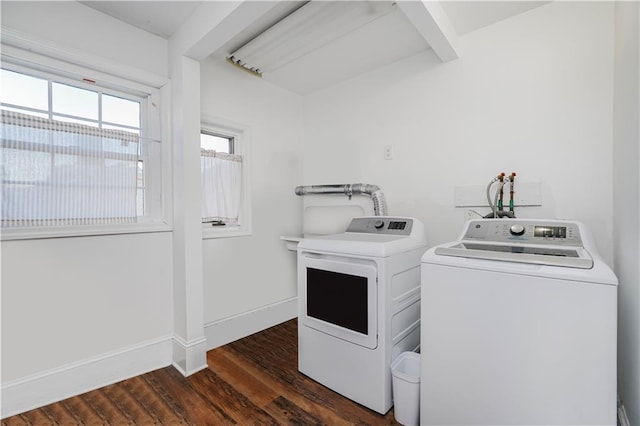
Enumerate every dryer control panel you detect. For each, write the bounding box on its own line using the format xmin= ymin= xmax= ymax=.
xmin=463 ymin=220 xmax=584 ymax=246
xmin=346 ymin=217 xmax=413 ymax=235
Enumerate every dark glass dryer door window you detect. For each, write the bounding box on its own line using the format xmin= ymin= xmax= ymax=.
xmin=298 ymin=254 xmax=378 ymax=349
xmin=307 ymin=267 xmax=369 ymax=335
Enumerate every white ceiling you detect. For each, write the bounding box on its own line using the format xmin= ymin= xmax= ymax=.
xmin=440 ymin=1 xmax=549 ymax=35
xmin=80 ymin=0 xmax=548 ymax=94
xmin=79 ymin=1 xmax=203 ymax=39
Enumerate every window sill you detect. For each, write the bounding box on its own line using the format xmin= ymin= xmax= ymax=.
xmin=1 ymin=222 xmax=172 ymax=241
xmin=202 ymin=224 xmax=251 ymax=240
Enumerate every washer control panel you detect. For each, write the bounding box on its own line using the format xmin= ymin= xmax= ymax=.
xmin=346 ymin=217 xmax=413 ymax=235
xmin=463 ymin=220 xmax=583 ymax=246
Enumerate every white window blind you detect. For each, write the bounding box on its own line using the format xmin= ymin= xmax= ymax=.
xmin=1 ymin=110 xmax=140 ymax=227
xmin=201 ymin=150 xmax=242 ymax=224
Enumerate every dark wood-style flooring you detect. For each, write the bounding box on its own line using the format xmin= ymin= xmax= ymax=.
xmin=2 ymin=319 xmax=400 ymax=425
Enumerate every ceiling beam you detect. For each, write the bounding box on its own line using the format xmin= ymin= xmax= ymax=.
xmin=169 ymin=1 xmax=281 ymax=62
xmin=396 ymin=1 xmax=459 ymax=63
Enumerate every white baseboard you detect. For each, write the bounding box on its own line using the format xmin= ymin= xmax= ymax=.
xmin=171 ymin=335 xmax=208 ymax=376
xmin=205 ymin=297 xmax=298 ymax=350
xmin=1 ymin=299 xmax=299 ymax=419
xmin=0 ymin=335 xmax=173 ymax=419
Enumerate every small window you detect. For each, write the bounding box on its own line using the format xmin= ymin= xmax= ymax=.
xmin=200 ymin=120 xmax=251 ymax=237
xmin=201 ymin=131 xmax=233 ymax=154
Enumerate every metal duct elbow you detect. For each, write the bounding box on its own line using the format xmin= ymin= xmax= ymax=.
xmin=350 ymin=184 xmax=388 ymax=217
xmin=367 ymin=186 xmax=388 ymax=217
xmin=294 ymin=183 xmax=388 ymax=216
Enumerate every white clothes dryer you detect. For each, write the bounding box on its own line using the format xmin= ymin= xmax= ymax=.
xmin=297 ymin=216 xmax=427 ymax=414
xmin=420 ymin=219 xmax=618 ymax=425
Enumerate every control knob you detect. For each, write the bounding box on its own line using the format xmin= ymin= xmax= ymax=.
xmin=374 ymin=220 xmax=385 ymax=229
xmin=510 ymin=224 xmax=525 ymax=236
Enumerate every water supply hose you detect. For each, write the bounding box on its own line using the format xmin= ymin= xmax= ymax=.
xmin=486 ymin=173 xmax=504 ymax=214
xmin=485 ymin=173 xmax=515 ymax=218
xmin=492 ymin=179 xmax=505 ymax=220
xmin=498 ymin=174 xmax=505 ymax=212
xmin=509 ymin=172 xmax=516 ymax=213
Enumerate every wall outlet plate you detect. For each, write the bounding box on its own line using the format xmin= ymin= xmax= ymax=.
xmin=384 ymin=145 xmax=392 ymax=160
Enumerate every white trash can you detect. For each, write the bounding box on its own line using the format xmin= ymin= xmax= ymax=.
xmin=391 ymin=351 xmax=421 ymax=426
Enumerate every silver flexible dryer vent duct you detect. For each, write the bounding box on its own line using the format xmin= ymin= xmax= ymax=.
xmin=294 ymin=183 xmax=388 ymax=216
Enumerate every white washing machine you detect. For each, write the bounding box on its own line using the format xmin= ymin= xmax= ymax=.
xmin=420 ymin=219 xmax=618 ymax=425
xmin=297 ymin=216 xmax=427 ymax=414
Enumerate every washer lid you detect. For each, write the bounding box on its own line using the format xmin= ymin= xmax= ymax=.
xmin=432 ymin=219 xmax=602 ymax=269
xmin=435 ymin=241 xmax=593 ymax=269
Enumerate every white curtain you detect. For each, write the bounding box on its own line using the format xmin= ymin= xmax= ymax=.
xmin=201 ymin=149 xmax=242 ymax=223
xmin=1 ymin=110 xmax=139 ymax=227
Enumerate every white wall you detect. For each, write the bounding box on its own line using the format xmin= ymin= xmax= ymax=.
xmin=200 ymin=56 xmax=302 ymax=334
xmin=1 ymin=1 xmax=174 ymax=417
xmin=1 ymin=233 xmax=173 ymax=381
xmin=302 ymin=2 xmax=615 ymax=266
xmin=613 ymin=2 xmax=640 ymax=424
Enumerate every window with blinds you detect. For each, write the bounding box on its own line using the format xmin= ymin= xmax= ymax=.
xmin=0 ymin=65 xmax=162 ymax=235
xmin=1 ymin=110 xmax=140 ymax=227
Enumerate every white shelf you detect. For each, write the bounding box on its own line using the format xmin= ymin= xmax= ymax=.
xmin=280 ymin=235 xmax=303 ymax=251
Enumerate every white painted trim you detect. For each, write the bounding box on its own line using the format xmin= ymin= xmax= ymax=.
xmin=200 ymin=115 xmax=253 ymax=240
xmin=1 ymin=27 xmax=168 ymax=88
xmin=172 ymin=334 xmax=208 ymax=348
xmin=169 ymin=55 xmax=207 ymax=380
xmin=1 ymin=223 xmax=172 ymax=241
xmin=160 ymin=82 xmax=174 ymax=230
xmin=205 ymin=297 xmax=298 ymax=350
xmin=0 ymin=34 xmax=172 ymax=240
xmin=202 ymin=226 xmax=252 ymax=239
xmin=0 ymin=335 xmax=173 ymax=419
xmin=171 ymin=335 xmax=208 ymax=377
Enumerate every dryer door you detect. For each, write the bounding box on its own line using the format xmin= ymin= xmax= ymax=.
xmin=299 ymin=253 xmax=378 ymax=349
